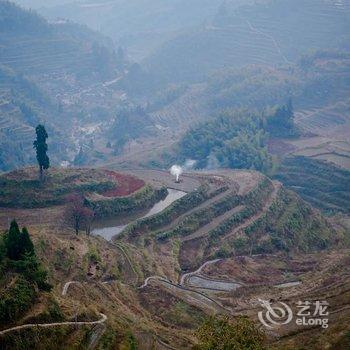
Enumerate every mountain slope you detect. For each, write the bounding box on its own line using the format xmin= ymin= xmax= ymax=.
xmin=0 ymin=1 xmax=117 ymax=80
xmin=0 ymin=167 xmax=347 ymax=349
xmin=34 ymin=0 xmax=225 ymax=60
xmin=143 ymin=0 xmax=350 ymax=85
xmin=0 ymin=65 xmax=67 ymax=171
xmin=0 ymin=1 xmax=123 ymax=171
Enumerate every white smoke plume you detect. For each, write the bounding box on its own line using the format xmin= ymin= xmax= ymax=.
xmin=170 ymin=165 xmax=183 ymax=182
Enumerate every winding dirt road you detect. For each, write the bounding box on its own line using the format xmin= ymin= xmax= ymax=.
xmin=0 ymin=280 xmax=107 ymax=339
xmin=0 ymin=313 xmax=107 ymax=337
xmin=62 ymin=281 xmax=82 ymax=296
xmin=180 ymin=259 xmax=222 ymax=285
xmin=140 ymin=275 xmax=230 ymax=314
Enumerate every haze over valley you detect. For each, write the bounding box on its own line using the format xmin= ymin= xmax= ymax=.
xmin=0 ymin=1 xmax=349 ymax=349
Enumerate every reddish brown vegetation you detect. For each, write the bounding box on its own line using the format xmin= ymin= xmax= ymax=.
xmin=65 ymin=193 xmax=94 ymax=235
xmin=103 ymin=170 xmax=145 ymax=197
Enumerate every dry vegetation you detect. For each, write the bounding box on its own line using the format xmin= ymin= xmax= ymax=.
xmin=0 ymin=168 xmax=349 ymax=349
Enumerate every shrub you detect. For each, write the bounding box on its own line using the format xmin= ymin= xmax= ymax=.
xmin=194 ymin=316 xmax=266 ymax=350
xmin=0 ymin=276 xmax=35 ymax=325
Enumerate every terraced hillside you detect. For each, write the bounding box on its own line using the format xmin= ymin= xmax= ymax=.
xmin=274 ymin=156 xmax=350 ymax=214
xmin=0 ymin=1 xmax=126 ymax=171
xmin=143 ymin=0 xmax=350 ymax=85
xmin=108 ymin=50 xmax=350 ymax=171
xmin=35 ymin=0 xmax=224 ymax=61
xmin=0 ymin=167 xmax=347 ymax=349
xmin=0 ymin=1 xmax=116 ymax=79
xmin=0 ymin=167 xmax=164 ymax=211
xmin=117 ymin=169 xmax=335 ymax=275
xmin=289 ymin=97 xmax=350 ymax=169
xmin=0 ymin=64 xmax=69 ymax=171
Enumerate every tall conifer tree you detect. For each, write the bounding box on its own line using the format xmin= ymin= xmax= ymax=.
xmin=33 ymin=124 xmax=50 ymax=181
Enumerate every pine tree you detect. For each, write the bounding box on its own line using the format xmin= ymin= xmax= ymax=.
xmin=5 ymin=220 xmax=22 ymax=260
xmin=33 ymin=124 xmax=50 ymax=181
xmin=4 ymin=220 xmax=35 ymax=260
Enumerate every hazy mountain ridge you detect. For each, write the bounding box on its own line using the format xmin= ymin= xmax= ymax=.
xmin=143 ymin=0 xmax=350 ymax=86
xmin=26 ymin=0 xmax=225 ymax=60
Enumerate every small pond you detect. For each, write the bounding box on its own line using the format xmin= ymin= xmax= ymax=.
xmin=274 ymin=281 xmax=302 ymax=289
xmin=187 ymin=275 xmax=241 ymax=292
xmin=92 ymin=188 xmax=186 ymax=241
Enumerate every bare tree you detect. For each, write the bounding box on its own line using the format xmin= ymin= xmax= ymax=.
xmin=65 ymin=193 xmax=94 ymax=235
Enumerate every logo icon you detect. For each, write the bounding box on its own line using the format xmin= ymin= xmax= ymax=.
xmin=258 ymin=299 xmax=293 ymax=328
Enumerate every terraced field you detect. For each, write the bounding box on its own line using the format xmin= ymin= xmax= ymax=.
xmin=145 ymin=17 xmax=286 ymax=83
xmin=116 ymin=169 xmax=334 ymax=281
xmin=136 ymin=247 xmax=350 ymax=348
xmin=0 ymin=167 xmax=346 ymax=349
xmin=236 ymin=0 xmax=350 ymax=61
xmin=294 ymin=94 xmax=350 ymax=134
xmin=274 ymin=156 xmax=350 ymax=214
xmin=145 ymin=0 xmax=350 ymax=84
xmin=150 ymin=84 xmax=209 ymax=130
xmin=290 ymin=97 xmax=350 ymax=169
xmin=113 ymin=169 xmax=346 ymax=348
xmin=0 ymin=2 xmax=124 ymax=171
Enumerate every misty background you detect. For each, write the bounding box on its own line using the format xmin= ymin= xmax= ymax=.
xmin=1 ymin=0 xmax=350 ymax=214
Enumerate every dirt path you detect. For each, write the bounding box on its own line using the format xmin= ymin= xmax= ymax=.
xmin=62 ymin=281 xmax=82 ymax=296
xmin=244 ymin=19 xmax=291 ymax=65
xmin=180 ymin=259 xmax=222 ymax=285
xmin=157 ymin=186 xmax=233 ymax=233
xmin=0 ymin=313 xmax=107 ymax=337
xmin=0 ymin=281 xmax=108 ymax=341
xmin=224 ymin=181 xmax=281 ymax=241
xmin=182 ymin=205 xmax=245 ymax=242
xmin=138 ymin=276 xmax=165 ymax=289
xmin=139 ymin=273 xmax=230 ymax=314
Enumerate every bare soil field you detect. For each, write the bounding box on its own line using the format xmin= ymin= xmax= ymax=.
xmin=102 ymin=170 xmax=145 ymax=197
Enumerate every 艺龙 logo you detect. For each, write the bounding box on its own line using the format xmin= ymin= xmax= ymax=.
xmin=258 ymin=299 xmax=293 ymax=328
xmin=258 ymin=299 xmax=329 ymax=329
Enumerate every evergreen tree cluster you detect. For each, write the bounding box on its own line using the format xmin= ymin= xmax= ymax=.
xmin=266 ymin=99 xmax=299 ymax=138
xmin=4 ymin=220 xmax=34 ymax=261
xmin=0 ymin=220 xmax=51 ymax=291
xmin=179 ymin=110 xmax=272 ymax=172
xmin=178 ymin=102 xmax=298 ymax=172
